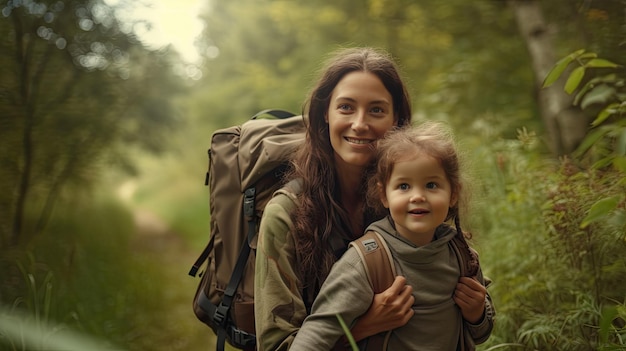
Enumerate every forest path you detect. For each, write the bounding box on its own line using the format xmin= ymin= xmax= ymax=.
xmin=131 ymin=209 xmax=216 ymax=351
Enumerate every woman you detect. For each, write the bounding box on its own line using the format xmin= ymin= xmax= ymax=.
xmin=255 ymin=47 xmax=414 ymax=350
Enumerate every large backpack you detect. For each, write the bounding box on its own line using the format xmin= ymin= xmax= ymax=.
xmin=189 ymin=109 xmax=305 ymax=351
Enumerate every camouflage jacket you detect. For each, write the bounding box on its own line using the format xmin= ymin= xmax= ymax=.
xmin=254 ymin=188 xmax=305 ymax=351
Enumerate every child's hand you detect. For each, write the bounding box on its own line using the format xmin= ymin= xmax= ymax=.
xmin=453 ymin=277 xmax=487 ymax=324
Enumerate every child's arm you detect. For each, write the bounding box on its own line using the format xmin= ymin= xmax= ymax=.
xmin=290 ymin=248 xmax=374 ymax=351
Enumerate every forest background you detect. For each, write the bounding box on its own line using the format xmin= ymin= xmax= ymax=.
xmin=1 ymin=0 xmax=625 ymax=350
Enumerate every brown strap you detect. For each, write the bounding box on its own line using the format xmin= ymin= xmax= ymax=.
xmin=450 ymin=235 xmax=479 ymax=277
xmin=451 ymin=235 xmax=480 ymax=351
xmin=349 ymin=231 xmax=396 ymax=350
xmin=350 ymin=231 xmax=396 ymax=294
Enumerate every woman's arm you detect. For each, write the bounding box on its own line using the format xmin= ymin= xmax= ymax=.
xmin=348 ymin=276 xmax=415 ymax=341
xmin=254 ymin=194 xmax=307 ymax=351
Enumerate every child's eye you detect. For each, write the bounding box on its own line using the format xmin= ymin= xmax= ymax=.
xmin=426 ymin=182 xmax=438 ymax=189
xmin=398 ymin=183 xmax=410 ymax=191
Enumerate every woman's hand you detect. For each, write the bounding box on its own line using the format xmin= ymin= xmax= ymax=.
xmin=349 ymin=276 xmax=414 ymax=341
xmin=454 ymin=277 xmax=487 ymax=324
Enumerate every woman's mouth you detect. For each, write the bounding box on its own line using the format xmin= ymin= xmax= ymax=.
xmin=345 ymin=137 xmax=373 ymax=145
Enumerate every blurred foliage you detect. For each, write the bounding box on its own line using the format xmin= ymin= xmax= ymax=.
xmin=468 ymin=51 xmax=626 ymax=349
xmin=471 ymin=144 xmax=626 ymax=350
xmin=0 ymin=0 xmax=186 ymax=247
xmin=0 ymin=193 xmax=207 ymax=350
xmin=0 ymin=306 xmax=118 ymax=351
xmin=192 ymin=0 xmax=536 ymax=132
xmin=543 ymin=49 xmax=626 ymax=233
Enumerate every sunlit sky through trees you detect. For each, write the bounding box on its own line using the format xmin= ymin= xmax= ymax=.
xmin=103 ymin=0 xmax=205 ymax=64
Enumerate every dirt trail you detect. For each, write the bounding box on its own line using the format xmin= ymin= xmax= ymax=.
xmin=131 ymin=209 xmax=216 ymax=351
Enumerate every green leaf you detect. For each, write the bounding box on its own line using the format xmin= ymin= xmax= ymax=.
xmin=542 ymin=49 xmax=586 ymax=88
xmin=592 ymin=156 xmax=615 ymax=170
xmin=618 ymin=128 xmax=626 ymax=156
xmin=574 ymin=127 xmax=611 ymax=157
xmin=580 ymin=196 xmax=620 ymax=228
xmin=574 ymin=82 xmax=596 ymax=106
xmin=584 ymin=58 xmax=620 ymax=68
xmin=581 ymin=84 xmax=616 ymax=109
xmin=599 ymin=306 xmax=618 ymax=343
xmin=608 ymin=209 xmax=626 ymax=232
xmin=590 ymin=103 xmax=619 ymax=127
xmin=336 ymin=314 xmax=358 ymax=351
xmin=613 ymin=156 xmax=626 ymax=173
xmin=578 ymin=52 xmax=598 ymax=60
xmin=565 ymin=66 xmax=586 ymax=94
xmin=574 ymin=74 xmax=619 ymax=106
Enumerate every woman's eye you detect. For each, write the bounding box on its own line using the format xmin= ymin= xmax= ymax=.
xmin=338 ymin=104 xmax=352 ymax=111
xmin=371 ymin=106 xmax=385 ymax=114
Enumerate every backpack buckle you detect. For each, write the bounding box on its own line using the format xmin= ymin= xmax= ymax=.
xmin=243 ymin=188 xmax=256 ymax=218
xmin=213 ymin=303 xmax=228 ymax=326
xmin=229 ymin=326 xmax=255 ymax=347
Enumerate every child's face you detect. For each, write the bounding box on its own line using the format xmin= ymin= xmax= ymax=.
xmin=381 ymin=152 xmax=456 ymax=246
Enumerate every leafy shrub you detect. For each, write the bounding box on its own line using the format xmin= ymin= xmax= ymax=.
xmin=471 ymin=49 xmax=626 ymax=350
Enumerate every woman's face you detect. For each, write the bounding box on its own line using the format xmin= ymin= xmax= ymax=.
xmin=326 ymin=71 xmax=396 ymax=172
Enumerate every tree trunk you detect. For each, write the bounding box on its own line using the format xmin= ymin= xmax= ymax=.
xmin=509 ymin=0 xmax=590 ymax=156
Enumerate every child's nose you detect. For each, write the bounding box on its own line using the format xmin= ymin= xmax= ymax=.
xmin=410 ymin=189 xmax=426 ymax=202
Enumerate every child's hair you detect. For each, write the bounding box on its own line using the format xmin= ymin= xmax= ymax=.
xmin=367 ymin=122 xmax=477 ymax=273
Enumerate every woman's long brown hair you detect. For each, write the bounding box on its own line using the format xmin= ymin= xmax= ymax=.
xmin=286 ymin=47 xmax=413 ymax=298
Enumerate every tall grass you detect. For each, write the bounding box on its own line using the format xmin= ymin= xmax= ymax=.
xmin=0 ymin=192 xmax=208 ymax=351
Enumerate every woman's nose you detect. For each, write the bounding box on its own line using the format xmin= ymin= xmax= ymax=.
xmin=351 ymin=110 xmax=368 ymax=132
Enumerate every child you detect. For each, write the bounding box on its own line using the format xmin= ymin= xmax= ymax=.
xmin=290 ymin=122 xmax=495 ymax=350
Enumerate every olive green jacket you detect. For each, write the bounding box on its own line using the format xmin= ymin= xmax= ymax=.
xmin=254 ymin=189 xmax=305 ymax=351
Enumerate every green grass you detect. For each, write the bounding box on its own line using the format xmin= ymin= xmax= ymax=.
xmin=0 ymin=192 xmax=211 ymax=351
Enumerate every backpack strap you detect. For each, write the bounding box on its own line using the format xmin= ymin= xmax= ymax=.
xmin=348 ymin=231 xmax=395 ymax=350
xmin=190 ymin=187 xmax=261 ymax=351
xmin=450 ymin=234 xmax=481 ymax=351
xmin=188 ymin=234 xmax=215 ymax=277
xmin=199 ymin=187 xmax=258 ymax=351
xmin=251 ymin=109 xmax=296 ymax=120
xmin=350 ymin=231 xmax=396 ymax=293
xmin=450 ymin=235 xmax=479 ymax=277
